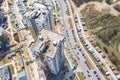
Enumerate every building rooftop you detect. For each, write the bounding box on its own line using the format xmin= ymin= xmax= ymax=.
xmin=24 ymin=2 xmax=53 ymax=32
xmin=18 ymin=71 xmax=27 ymax=80
xmin=30 ymin=29 xmax=64 ymax=58
xmin=24 ymin=3 xmax=52 ymax=24
xmin=0 ymin=66 xmax=12 ymax=80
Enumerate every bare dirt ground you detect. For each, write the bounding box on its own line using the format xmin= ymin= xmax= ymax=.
xmin=69 ymin=0 xmax=120 ymax=16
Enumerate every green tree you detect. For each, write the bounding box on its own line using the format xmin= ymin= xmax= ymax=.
xmin=103 ymin=47 xmax=108 ymax=53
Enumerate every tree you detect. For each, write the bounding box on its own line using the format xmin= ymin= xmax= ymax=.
xmin=103 ymin=47 xmax=108 ymax=53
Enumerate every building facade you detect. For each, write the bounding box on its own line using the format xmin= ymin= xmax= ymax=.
xmin=30 ymin=29 xmax=65 ymax=75
xmin=24 ymin=2 xmax=54 ymax=35
xmin=0 ymin=27 xmax=10 ymax=52
xmin=0 ymin=11 xmax=7 ymax=28
xmin=0 ymin=66 xmax=12 ymax=80
xmin=43 ymin=39 xmax=64 ymax=75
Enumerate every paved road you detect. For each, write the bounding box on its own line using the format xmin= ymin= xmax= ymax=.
xmin=67 ymin=0 xmax=119 ymax=79
xmin=56 ymin=0 xmax=102 ymax=79
xmin=76 ymin=14 xmax=107 ymax=80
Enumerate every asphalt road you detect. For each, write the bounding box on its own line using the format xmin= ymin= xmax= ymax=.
xmin=56 ymin=0 xmax=102 ymax=79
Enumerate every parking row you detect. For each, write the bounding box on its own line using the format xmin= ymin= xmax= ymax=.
xmin=88 ymin=37 xmax=101 ymax=53
xmin=87 ymin=37 xmax=120 ymax=79
xmin=71 ymin=29 xmax=77 ymax=42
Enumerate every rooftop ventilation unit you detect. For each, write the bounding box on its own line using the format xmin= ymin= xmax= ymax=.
xmin=53 ymin=41 xmax=57 ymax=46
xmin=39 ymin=35 xmax=43 ymax=41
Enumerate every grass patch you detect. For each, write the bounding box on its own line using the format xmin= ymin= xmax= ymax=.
xmin=68 ymin=18 xmax=73 ymax=29
xmin=85 ymin=58 xmax=93 ymax=70
xmin=77 ymin=72 xmax=85 ymax=80
xmin=2 ymin=57 xmax=9 ymax=64
xmin=57 ymin=14 xmax=60 ymax=17
xmin=56 ymin=4 xmax=60 ymax=12
xmin=70 ymin=55 xmax=77 ymax=67
xmin=96 ymin=38 xmax=120 ymax=71
xmin=68 ymin=0 xmax=74 ymax=13
xmin=87 ymin=50 xmax=98 ymax=65
xmin=53 ymin=14 xmax=57 ymax=18
xmin=10 ymin=46 xmax=22 ymax=53
xmin=29 ymin=27 xmax=37 ymax=39
xmin=66 ymin=8 xmax=70 ymax=16
xmin=83 ymin=45 xmax=99 ymax=65
xmin=14 ymin=33 xmax=20 ymax=43
xmin=8 ymin=64 xmax=14 ymax=75
xmin=13 ymin=77 xmax=17 ymax=80
xmin=42 ymin=0 xmax=44 ymax=3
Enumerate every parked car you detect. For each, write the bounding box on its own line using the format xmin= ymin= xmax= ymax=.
xmin=79 ymin=48 xmax=81 ymax=51
xmin=109 ymin=65 xmax=115 ymax=71
xmin=97 ymin=77 xmax=101 ymax=80
xmin=113 ymin=70 xmax=119 ymax=75
xmin=93 ymin=70 xmax=97 ymax=74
